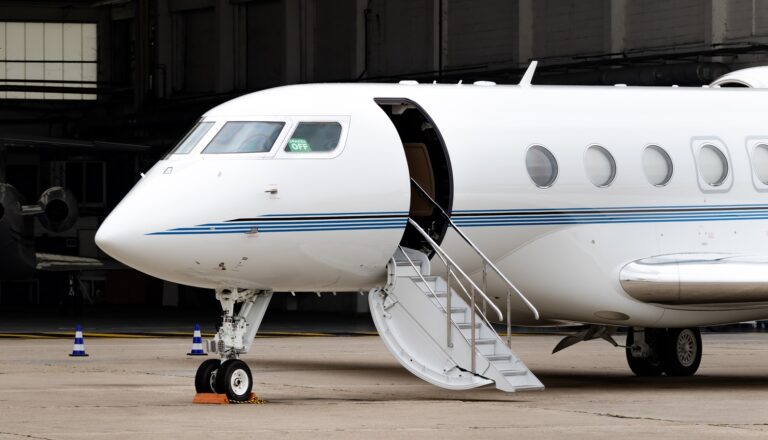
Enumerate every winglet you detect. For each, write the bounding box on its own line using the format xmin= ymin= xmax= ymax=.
xmin=519 ymin=60 xmax=538 ymax=87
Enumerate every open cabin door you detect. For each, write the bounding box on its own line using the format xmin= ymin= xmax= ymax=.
xmin=375 ymin=99 xmax=453 ymax=252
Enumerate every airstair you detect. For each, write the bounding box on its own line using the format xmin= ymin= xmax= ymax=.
xmin=369 ymin=180 xmax=544 ymax=392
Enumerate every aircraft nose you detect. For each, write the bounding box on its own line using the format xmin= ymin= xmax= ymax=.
xmin=94 ymin=215 xmax=118 ymax=259
xmin=96 ymin=198 xmax=176 ymax=283
xmin=95 ymin=204 xmax=137 ymax=265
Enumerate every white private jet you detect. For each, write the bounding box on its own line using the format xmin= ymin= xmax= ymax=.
xmin=96 ymin=63 xmax=768 ymax=401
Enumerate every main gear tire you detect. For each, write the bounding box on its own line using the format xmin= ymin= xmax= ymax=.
xmin=625 ymin=328 xmax=664 ymax=376
xmin=661 ymin=328 xmax=702 ymax=376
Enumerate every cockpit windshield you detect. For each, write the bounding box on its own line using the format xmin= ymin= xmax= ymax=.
xmin=165 ymin=120 xmax=214 ymax=157
xmin=203 ymin=121 xmax=285 ymax=154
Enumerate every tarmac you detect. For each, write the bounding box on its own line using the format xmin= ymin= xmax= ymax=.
xmin=0 ymin=332 xmax=766 ymax=439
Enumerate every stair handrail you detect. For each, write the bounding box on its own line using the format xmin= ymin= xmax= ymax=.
xmin=426 ymin=243 xmax=502 ymax=336
xmin=395 ymin=246 xmax=449 ymax=315
xmin=408 ymin=218 xmax=504 ymax=322
xmin=410 ymin=178 xmax=540 ymax=320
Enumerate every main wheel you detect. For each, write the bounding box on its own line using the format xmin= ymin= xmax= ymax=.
xmin=215 ymin=359 xmax=253 ymax=402
xmin=194 ymin=359 xmax=221 ymax=393
xmin=661 ymin=328 xmax=702 ymax=376
xmin=625 ymin=328 xmax=664 ymax=376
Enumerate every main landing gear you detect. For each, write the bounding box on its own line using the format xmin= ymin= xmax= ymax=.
xmin=194 ymin=288 xmax=273 ymax=401
xmin=625 ymin=327 xmax=702 ymax=377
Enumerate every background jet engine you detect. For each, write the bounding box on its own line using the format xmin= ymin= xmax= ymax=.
xmin=37 ymin=187 xmax=79 ymax=233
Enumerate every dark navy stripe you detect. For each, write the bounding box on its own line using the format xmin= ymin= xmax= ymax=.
xmin=230 ymin=212 xmax=409 ymax=222
xmin=453 ymin=203 xmax=768 ymax=214
xmin=452 ymin=212 xmax=768 ymax=224
xmin=457 ymin=215 xmax=768 ymax=227
xmin=453 ymin=206 xmax=768 ymax=217
xmin=264 ymin=211 xmax=408 ymax=217
xmin=170 ymin=222 xmax=407 ymax=232
xmin=199 ymin=219 xmax=407 ymax=228
xmin=148 ymin=224 xmax=407 ymax=235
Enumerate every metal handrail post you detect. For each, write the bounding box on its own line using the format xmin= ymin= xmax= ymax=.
xmin=482 ymin=263 xmax=487 ymax=316
xmin=507 ymin=289 xmax=512 ymax=348
xmin=471 ymin=285 xmax=477 ymax=374
xmin=446 ymin=262 xmax=453 ymax=348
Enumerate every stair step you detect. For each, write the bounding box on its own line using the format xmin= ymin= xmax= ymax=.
xmin=449 ymin=307 xmax=466 ymax=314
xmin=409 ymin=275 xmax=438 ymax=281
xmin=475 ymin=338 xmax=495 ymax=345
xmin=457 ymin=322 xmax=481 ymax=330
xmin=499 ymin=369 xmax=528 ymax=377
xmin=486 ymin=354 xmax=512 ymax=362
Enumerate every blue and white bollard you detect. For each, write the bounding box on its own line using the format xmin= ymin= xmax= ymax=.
xmin=69 ymin=324 xmax=89 ymax=357
xmin=187 ymin=323 xmax=207 ymax=356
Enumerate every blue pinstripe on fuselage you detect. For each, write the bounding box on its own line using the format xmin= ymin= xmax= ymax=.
xmin=146 ymin=204 xmax=768 ymax=235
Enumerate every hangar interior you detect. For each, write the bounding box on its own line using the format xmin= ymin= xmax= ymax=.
xmin=2 ymin=0 xmax=768 ymax=317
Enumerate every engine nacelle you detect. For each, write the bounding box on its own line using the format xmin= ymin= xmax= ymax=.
xmin=710 ymin=66 xmax=768 ymax=88
xmin=37 ymin=187 xmax=79 ymax=233
xmin=0 ymin=183 xmax=36 ymax=279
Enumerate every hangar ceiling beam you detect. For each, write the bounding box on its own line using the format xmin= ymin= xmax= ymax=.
xmin=606 ymin=0 xmax=627 ymax=55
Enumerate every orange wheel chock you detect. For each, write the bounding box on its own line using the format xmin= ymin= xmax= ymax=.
xmin=193 ymin=393 xmax=230 ymax=404
xmin=192 ymin=393 xmax=262 ymax=404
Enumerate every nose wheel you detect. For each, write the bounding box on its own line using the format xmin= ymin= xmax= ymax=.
xmin=194 ymin=359 xmax=221 ymax=393
xmin=216 ymin=359 xmax=253 ymax=401
xmin=195 ymin=359 xmax=253 ymax=401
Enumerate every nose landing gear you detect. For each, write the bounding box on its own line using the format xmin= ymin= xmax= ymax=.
xmin=194 ymin=288 xmax=272 ymax=402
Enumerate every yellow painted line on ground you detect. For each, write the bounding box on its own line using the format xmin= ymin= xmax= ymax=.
xmin=84 ymin=333 xmax=157 ymax=339
xmin=0 ymin=331 xmax=557 ymax=340
xmin=257 ymin=332 xmax=333 ymax=337
xmin=0 ymin=333 xmax=58 ymax=339
xmin=0 ymin=331 xmax=381 ymax=339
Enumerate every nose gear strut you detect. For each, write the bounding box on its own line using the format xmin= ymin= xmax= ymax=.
xmin=194 ymin=288 xmax=273 ymax=401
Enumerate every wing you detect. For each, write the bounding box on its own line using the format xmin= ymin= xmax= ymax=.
xmin=35 ymin=253 xmax=126 ymax=272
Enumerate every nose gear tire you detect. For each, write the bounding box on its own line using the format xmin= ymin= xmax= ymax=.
xmin=215 ymin=359 xmax=253 ymax=402
xmin=194 ymin=359 xmax=221 ymax=393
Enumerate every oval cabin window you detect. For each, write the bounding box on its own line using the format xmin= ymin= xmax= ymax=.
xmin=585 ymin=145 xmax=616 ymax=187
xmin=698 ymin=144 xmax=728 ymax=186
xmin=642 ymin=145 xmax=673 ymax=186
xmin=753 ymin=144 xmax=768 ymax=185
xmin=525 ymin=145 xmax=558 ymax=188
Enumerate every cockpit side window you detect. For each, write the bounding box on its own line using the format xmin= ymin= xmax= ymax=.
xmin=202 ymin=121 xmax=285 ymax=154
xmin=165 ymin=120 xmax=214 ymax=157
xmin=285 ymin=122 xmax=342 ymax=153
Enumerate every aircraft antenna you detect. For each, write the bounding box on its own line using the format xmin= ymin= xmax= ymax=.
xmin=519 ymin=60 xmax=538 ymax=88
